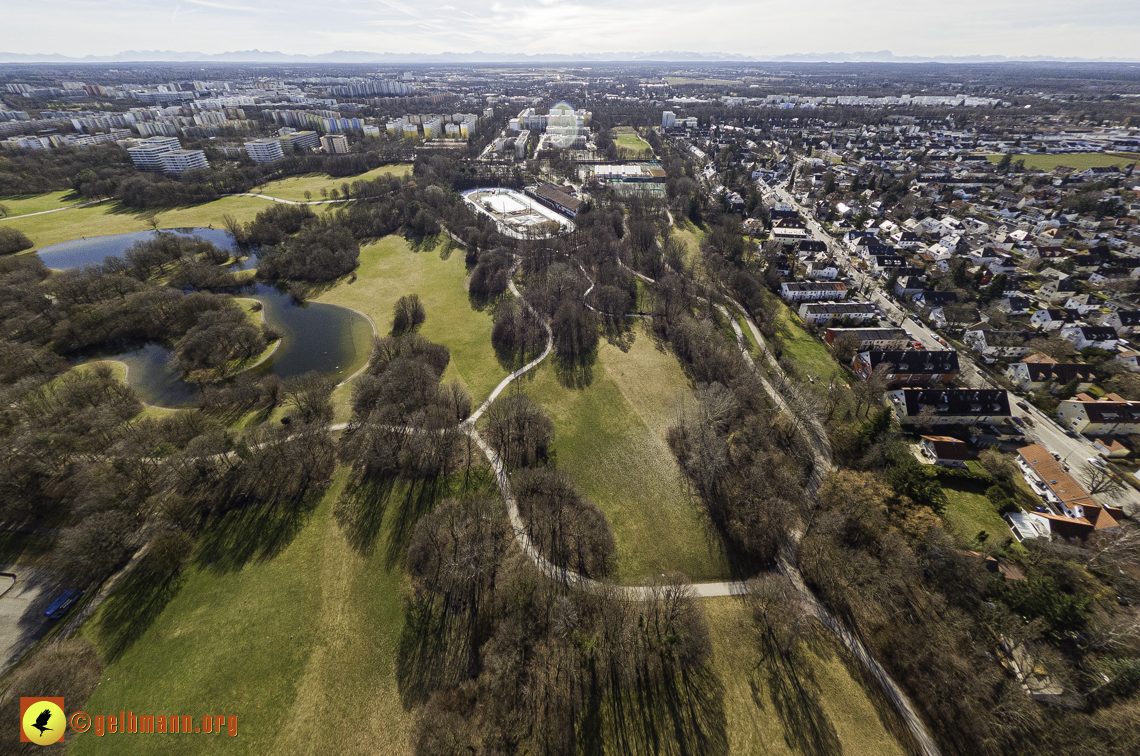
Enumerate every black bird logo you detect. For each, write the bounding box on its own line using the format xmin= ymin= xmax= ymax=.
xmin=31 ymin=708 xmax=53 ymax=736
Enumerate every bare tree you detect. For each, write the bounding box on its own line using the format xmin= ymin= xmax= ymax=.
xmin=392 ymin=293 xmax=427 ymax=335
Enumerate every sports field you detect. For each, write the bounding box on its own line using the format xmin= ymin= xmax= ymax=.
xmin=612 ymin=127 xmax=654 ymax=158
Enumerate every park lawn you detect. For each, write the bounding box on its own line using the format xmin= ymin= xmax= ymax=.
xmin=6 ymin=195 xmax=285 ymax=251
xmin=72 ymin=467 xmax=425 ymax=756
xmin=251 ymin=164 xmax=414 ymax=202
xmin=941 ymin=482 xmax=1014 ymax=546
xmin=0 ymin=190 xmax=86 ymax=217
xmin=518 ymin=321 xmax=731 ymax=584
xmin=312 ymin=234 xmax=502 ymax=406
xmin=776 ymin=303 xmax=846 ymax=383
xmin=705 ymin=597 xmax=910 ymax=756
xmin=669 ymin=219 xmax=706 ymax=273
xmin=985 ymin=152 xmax=1140 ymax=172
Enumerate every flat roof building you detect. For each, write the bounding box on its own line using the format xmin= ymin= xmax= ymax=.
xmin=320 ymin=134 xmax=349 ymax=154
xmin=126 ymin=136 xmax=181 ymax=172
xmin=244 ymin=137 xmax=284 ymax=164
xmin=158 ymin=149 xmax=209 ymax=176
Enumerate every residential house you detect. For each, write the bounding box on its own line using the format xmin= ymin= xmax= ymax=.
xmin=1089 ymin=267 xmax=1131 ymax=286
xmin=1038 ymin=277 xmax=1078 ymax=302
xmin=873 ymin=255 xmax=907 ymax=274
xmin=824 ymin=327 xmax=913 ymax=351
xmin=997 ymin=295 xmax=1033 ymax=315
xmin=1059 ymin=325 xmax=1119 ymax=351
xmin=913 ymin=290 xmax=960 ymax=309
xmin=1063 ymin=294 xmax=1099 ymax=316
xmin=895 ymin=275 xmax=927 ymax=299
xmin=1004 ymin=361 xmax=1098 ymax=392
xmin=1057 ymin=393 xmax=1140 ymax=435
xmin=964 ymin=324 xmax=1036 ymax=359
xmin=892 ymin=230 xmax=923 ymax=249
xmin=854 ymin=350 xmax=960 ymax=385
xmin=780 ymin=282 xmax=848 ymax=301
xmin=772 ymin=217 xmax=809 ymax=243
xmin=1092 ymin=437 xmax=1129 ymax=458
xmin=887 ymin=388 xmax=1012 ymax=427
xmin=806 ymin=260 xmax=839 ymax=280
xmin=1030 ymin=308 xmax=1076 ymax=331
xmin=1116 ymin=350 xmax=1140 ymax=372
xmin=799 ymin=302 xmax=881 ymax=325
xmin=919 ymin=435 xmax=969 ymax=467
xmin=1101 ymin=310 xmax=1140 ymax=335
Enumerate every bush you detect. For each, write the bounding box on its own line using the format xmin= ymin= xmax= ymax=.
xmin=0 ymin=227 xmax=33 ymax=255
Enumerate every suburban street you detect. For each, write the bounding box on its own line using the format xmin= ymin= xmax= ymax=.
xmin=761 ymin=176 xmax=1140 ymax=514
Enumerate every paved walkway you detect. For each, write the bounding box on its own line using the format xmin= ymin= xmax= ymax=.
xmin=0 ymin=197 xmax=110 ymax=221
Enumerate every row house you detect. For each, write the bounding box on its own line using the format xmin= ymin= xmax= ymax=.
xmin=887 ymin=388 xmax=1012 ymax=427
xmin=824 ymin=327 xmax=913 ymax=351
xmin=1004 ymin=360 xmax=1098 ymax=392
xmin=780 ymin=282 xmax=848 ymax=301
xmin=854 ymin=349 xmax=960 ymax=384
xmin=799 ymin=301 xmax=881 ymax=325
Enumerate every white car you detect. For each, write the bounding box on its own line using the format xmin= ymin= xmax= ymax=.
xmin=1087 ymin=457 xmax=1107 ymax=469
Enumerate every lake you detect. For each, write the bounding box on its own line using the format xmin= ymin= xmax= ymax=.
xmin=36 ymin=228 xmax=255 ymax=271
xmin=42 ymin=231 xmax=373 ymax=407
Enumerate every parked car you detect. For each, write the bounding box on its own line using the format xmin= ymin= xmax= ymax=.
xmin=1016 ymin=401 xmax=1029 ymax=411
xmin=1088 ymin=457 xmax=1107 ymax=469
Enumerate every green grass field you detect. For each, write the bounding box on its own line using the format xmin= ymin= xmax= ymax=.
xmin=250 ymin=164 xmax=413 ymax=202
xmin=941 ymin=482 xmax=1014 ymax=546
xmin=776 ymin=303 xmax=847 ymax=384
xmin=0 ymin=190 xmax=86 ymax=217
xmin=4 ymin=195 xmax=293 ymax=251
xmin=517 ymin=321 xmax=731 ymax=583
xmin=706 ymin=597 xmax=910 ymax=756
xmin=985 ymin=152 xmax=1140 ymax=172
xmin=612 ymin=127 xmax=654 ymax=159
xmin=71 ymin=467 xmax=440 ymax=756
xmin=312 ymin=235 xmax=501 ymax=408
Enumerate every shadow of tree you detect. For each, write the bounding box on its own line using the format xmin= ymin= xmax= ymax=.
xmin=383 ymin=478 xmax=447 ymax=571
xmin=553 ymin=350 xmax=596 ymax=389
xmin=333 ymin=477 xmax=397 ymax=557
xmin=593 ymin=660 xmax=730 ymax=756
xmin=603 ymin=320 xmax=636 ymax=353
xmin=194 ymin=494 xmax=319 ymax=573
xmin=750 ymin=631 xmax=842 ymax=756
xmin=396 ymin=595 xmax=477 ymax=709
xmin=93 ymin=567 xmax=186 ymax=663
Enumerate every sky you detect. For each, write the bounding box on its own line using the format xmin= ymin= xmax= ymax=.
xmin=3 ymin=0 xmax=1140 ymax=59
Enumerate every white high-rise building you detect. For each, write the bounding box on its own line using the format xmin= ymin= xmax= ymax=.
xmin=159 ymin=149 xmax=209 ymax=176
xmin=662 ymin=111 xmax=676 ymax=128
xmin=244 ymin=137 xmax=285 ymax=164
xmin=126 ymin=136 xmax=181 ymax=171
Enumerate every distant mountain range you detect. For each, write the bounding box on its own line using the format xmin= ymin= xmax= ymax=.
xmin=0 ymin=49 xmax=1137 ymax=65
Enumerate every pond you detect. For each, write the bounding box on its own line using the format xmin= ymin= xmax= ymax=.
xmin=41 ymin=231 xmax=374 ymax=407
xmin=36 ymin=228 xmax=256 ymax=271
xmin=91 ymin=285 xmax=373 ymax=408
